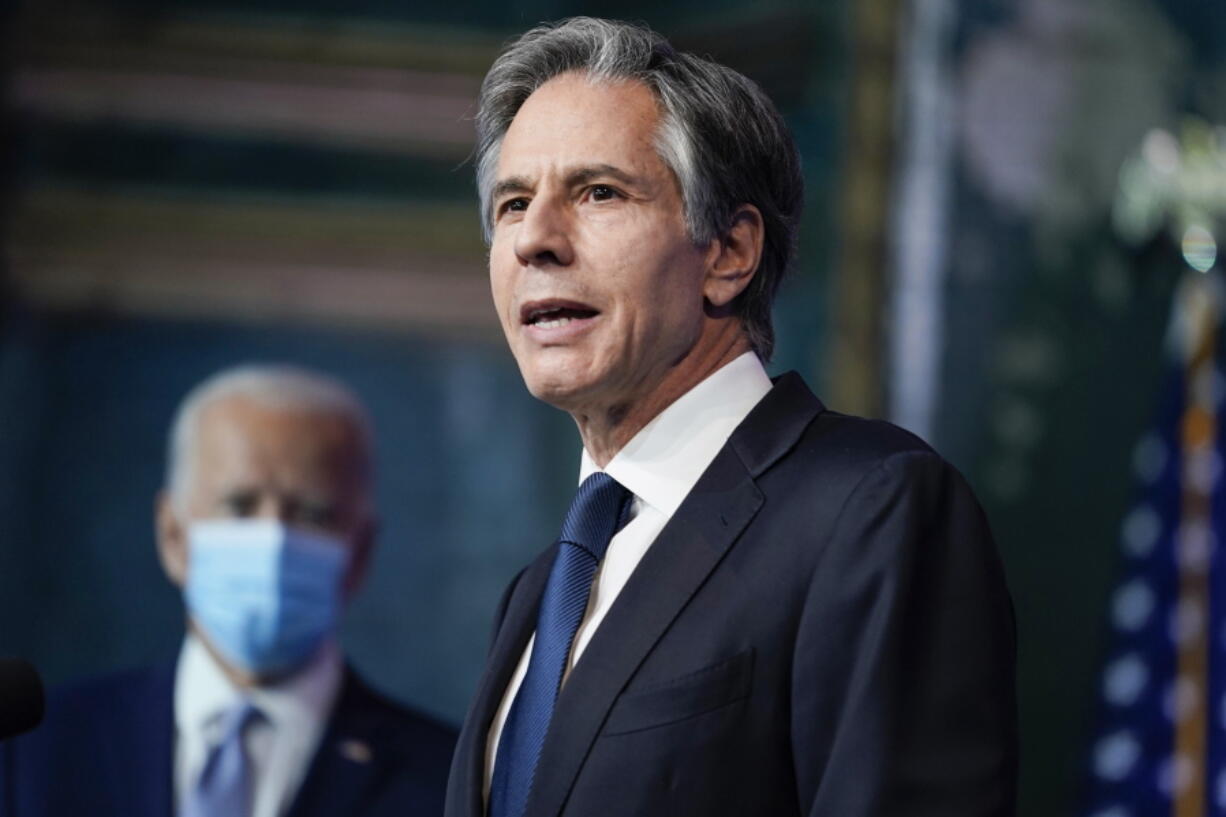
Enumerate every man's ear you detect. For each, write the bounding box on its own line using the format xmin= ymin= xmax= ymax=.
xmin=342 ymin=515 xmax=377 ymax=600
xmin=703 ymin=204 xmax=765 ymax=308
xmin=155 ymin=491 xmax=189 ymax=588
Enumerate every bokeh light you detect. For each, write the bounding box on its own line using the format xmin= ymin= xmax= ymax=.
xmin=1182 ymin=224 xmax=1218 ymax=273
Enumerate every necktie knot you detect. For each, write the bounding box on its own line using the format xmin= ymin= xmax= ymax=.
xmin=218 ymin=701 xmax=261 ymax=741
xmin=559 ymin=472 xmax=630 ymax=560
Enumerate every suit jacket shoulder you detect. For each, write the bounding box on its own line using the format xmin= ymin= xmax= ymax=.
xmin=733 ymin=371 xmax=938 ymax=482
xmin=733 ymin=372 xmax=988 ymax=559
xmin=0 ymin=664 xmax=175 ymax=817
xmin=290 ymin=668 xmax=458 ymax=817
xmin=333 ymin=670 xmax=458 ymax=757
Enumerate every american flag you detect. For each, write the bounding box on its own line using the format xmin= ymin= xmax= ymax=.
xmin=1083 ymin=273 xmax=1226 ymax=817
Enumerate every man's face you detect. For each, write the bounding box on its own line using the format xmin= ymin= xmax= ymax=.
xmin=157 ymin=395 xmax=373 ymax=595
xmin=488 ymin=73 xmax=714 ymax=415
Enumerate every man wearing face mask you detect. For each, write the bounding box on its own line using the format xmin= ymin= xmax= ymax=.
xmin=0 ymin=365 xmax=457 ymax=817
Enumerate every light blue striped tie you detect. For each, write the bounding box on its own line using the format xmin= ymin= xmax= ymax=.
xmin=183 ymin=702 xmax=261 ymax=817
xmin=488 ymin=472 xmax=630 ymax=817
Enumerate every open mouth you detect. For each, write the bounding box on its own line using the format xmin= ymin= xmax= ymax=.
xmin=521 ymin=300 xmax=600 ymax=330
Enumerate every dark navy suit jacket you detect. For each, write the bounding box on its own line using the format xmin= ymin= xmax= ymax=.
xmin=446 ymin=372 xmax=1018 ymax=817
xmin=1 ymin=663 xmax=456 ymax=817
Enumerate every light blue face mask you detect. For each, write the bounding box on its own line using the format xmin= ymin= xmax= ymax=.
xmin=185 ymin=519 xmax=347 ymax=677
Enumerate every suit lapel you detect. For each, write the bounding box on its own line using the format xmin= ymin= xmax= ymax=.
xmin=523 ymin=371 xmax=823 ymax=817
xmin=449 ymin=550 xmax=557 ymax=817
xmin=96 ymin=665 xmax=174 ymax=817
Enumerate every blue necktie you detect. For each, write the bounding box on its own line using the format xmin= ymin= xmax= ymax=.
xmin=489 ymin=472 xmax=631 ymax=817
xmin=183 ymin=702 xmax=261 ymax=817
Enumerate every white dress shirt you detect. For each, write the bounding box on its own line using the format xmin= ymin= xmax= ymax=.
xmin=174 ymin=634 xmax=342 ymax=817
xmin=484 ymin=351 xmax=773 ymax=794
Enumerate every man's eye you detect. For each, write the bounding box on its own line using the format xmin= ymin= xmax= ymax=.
xmin=296 ymin=503 xmax=338 ymax=529
xmin=500 ymin=198 xmax=529 ymax=216
xmin=590 ymin=185 xmax=619 ymax=201
xmin=221 ymin=492 xmax=259 ymax=517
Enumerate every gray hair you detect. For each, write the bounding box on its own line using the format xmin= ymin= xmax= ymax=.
xmin=475 ymin=17 xmax=804 ymax=360
xmin=166 ymin=364 xmax=374 ymax=508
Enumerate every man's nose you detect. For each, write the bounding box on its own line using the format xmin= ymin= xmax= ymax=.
xmin=513 ymin=195 xmax=575 ymax=268
xmin=255 ymin=495 xmax=293 ymax=523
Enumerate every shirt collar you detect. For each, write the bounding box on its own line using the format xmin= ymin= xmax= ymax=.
xmin=174 ymin=632 xmax=343 ymax=737
xmin=579 ymin=351 xmax=772 ymax=517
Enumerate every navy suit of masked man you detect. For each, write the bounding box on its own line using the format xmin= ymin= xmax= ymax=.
xmin=445 ymin=17 xmax=1017 ymax=817
xmin=1 ymin=365 xmax=456 ymax=817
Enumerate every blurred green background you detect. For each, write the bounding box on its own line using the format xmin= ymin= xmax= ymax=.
xmin=2 ymin=1 xmax=1224 ymax=814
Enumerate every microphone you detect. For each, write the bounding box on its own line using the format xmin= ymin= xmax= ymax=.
xmin=0 ymin=658 xmax=44 ymax=740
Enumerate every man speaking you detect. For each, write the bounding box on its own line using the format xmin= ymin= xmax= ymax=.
xmin=446 ymin=17 xmax=1017 ymax=817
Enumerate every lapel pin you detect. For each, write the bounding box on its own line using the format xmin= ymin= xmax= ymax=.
xmin=339 ymin=738 xmax=373 ymax=764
